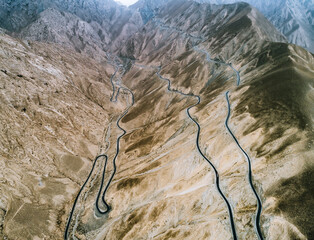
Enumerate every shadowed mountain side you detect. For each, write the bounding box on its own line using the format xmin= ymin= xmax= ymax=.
xmin=119 ymin=0 xmax=285 ymax=63
xmin=196 ymin=0 xmax=314 ymax=53
xmin=97 ymin=5 xmax=313 ymax=236
xmin=0 ymin=0 xmax=119 ymax=31
xmin=265 ymin=166 xmax=314 ymax=239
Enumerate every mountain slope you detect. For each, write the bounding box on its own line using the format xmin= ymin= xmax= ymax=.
xmin=0 ymin=0 xmax=118 ymax=31
xmin=120 ymin=1 xmax=285 ymax=62
xmin=0 ymin=33 xmax=127 ymax=239
xmin=0 ymin=0 xmax=144 ymax=59
xmin=102 ymin=1 xmax=312 ymax=239
xmin=196 ymin=0 xmax=314 ymax=53
xmin=0 ymin=0 xmax=313 ymax=239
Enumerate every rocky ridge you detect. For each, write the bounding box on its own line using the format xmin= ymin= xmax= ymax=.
xmin=195 ymin=0 xmax=314 ymax=53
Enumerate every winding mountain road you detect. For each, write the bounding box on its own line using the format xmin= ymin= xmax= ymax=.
xmin=65 ymin=59 xmax=135 ymax=239
xmin=95 ymin=59 xmax=135 ymax=214
xmin=154 ymin=18 xmax=263 ymax=239
xmin=156 ymin=67 xmax=238 ymax=240
xmin=65 ymin=20 xmax=263 ymax=239
xmin=109 ymin=69 xmax=118 ymax=102
xmin=225 ymin=91 xmax=263 ymax=240
xmin=95 ymin=86 xmax=135 ymax=215
xmin=64 ymin=154 xmax=107 ymax=240
xmin=195 ymin=46 xmax=263 ymax=239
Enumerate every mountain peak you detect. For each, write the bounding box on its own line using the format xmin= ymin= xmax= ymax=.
xmin=195 ymin=0 xmax=314 ymax=52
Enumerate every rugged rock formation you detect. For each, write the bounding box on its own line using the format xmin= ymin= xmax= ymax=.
xmin=0 ymin=0 xmax=313 ymax=239
xmin=196 ymin=0 xmax=314 ymax=53
xmin=0 ymin=0 xmax=144 ymax=60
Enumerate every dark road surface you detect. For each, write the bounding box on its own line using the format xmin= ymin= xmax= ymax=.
xmin=225 ymin=91 xmax=264 ymax=240
xmin=64 ymin=154 xmax=107 ymax=240
xmin=65 ymin=60 xmax=135 ymax=239
xmin=156 ymin=67 xmax=238 ymax=240
xmin=65 ymin=21 xmax=263 ymax=239
xmin=195 ymin=44 xmax=264 ymax=240
xmin=95 ymin=87 xmax=135 ymax=215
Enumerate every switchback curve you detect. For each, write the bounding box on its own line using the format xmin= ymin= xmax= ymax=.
xmin=95 ymin=87 xmax=135 ymax=214
xmin=64 ymin=154 xmax=107 ymax=240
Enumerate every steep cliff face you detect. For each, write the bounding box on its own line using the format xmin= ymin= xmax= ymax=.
xmin=0 ymin=0 xmax=313 ymax=239
xmin=265 ymin=0 xmax=314 ymax=53
xmin=1 ymin=0 xmax=313 ymax=53
xmin=16 ymin=7 xmax=143 ymax=61
xmin=130 ymin=0 xmax=169 ymax=23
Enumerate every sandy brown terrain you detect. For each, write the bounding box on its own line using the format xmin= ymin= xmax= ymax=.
xmin=0 ymin=0 xmax=313 ymax=239
xmin=0 ymin=33 xmax=125 ymax=239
